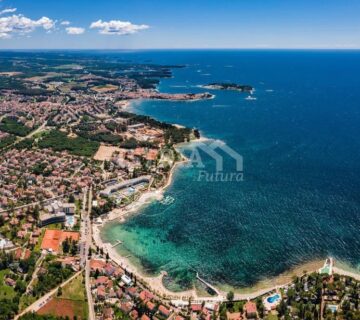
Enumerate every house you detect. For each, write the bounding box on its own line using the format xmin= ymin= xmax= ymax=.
xmin=119 ymin=302 xmax=133 ymax=314
xmin=121 ymin=274 xmax=133 ymax=286
xmin=130 ymin=310 xmax=138 ymax=320
xmin=14 ymin=247 xmax=23 ymax=260
xmin=90 ymin=259 xmax=106 ymax=273
xmin=158 ymin=305 xmax=171 ymax=318
xmin=139 ymin=290 xmax=154 ymax=302
xmin=5 ymin=278 xmax=16 ymax=287
xmin=145 ymin=149 xmax=158 ymax=162
xmin=103 ymin=307 xmax=114 ymax=320
xmin=226 ymin=312 xmax=242 ymax=320
xmin=146 ymin=301 xmax=156 ymax=312
xmin=191 ymin=304 xmax=203 ymax=313
xmin=141 ymin=314 xmax=151 ymax=320
xmin=96 ymin=286 xmax=106 ymax=301
xmin=116 ymin=288 xmax=123 ymax=298
xmin=104 ymin=263 xmax=116 ymax=276
xmin=23 ymin=249 xmax=31 ymax=260
xmin=244 ymin=301 xmax=257 ymax=319
xmin=17 ymin=230 xmax=27 ymax=239
xmin=126 ymin=286 xmax=137 ymax=298
xmin=95 ymin=276 xmax=110 ymax=286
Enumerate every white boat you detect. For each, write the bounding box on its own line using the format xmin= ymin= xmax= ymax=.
xmin=245 ymin=95 xmax=257 ymax=101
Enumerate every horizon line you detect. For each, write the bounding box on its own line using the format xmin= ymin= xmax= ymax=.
xmin=0 ymin=48 xmax=360 ymax=51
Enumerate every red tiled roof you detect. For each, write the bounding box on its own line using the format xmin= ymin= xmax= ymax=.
xmin=23 ymin=249 xmax=31 ymax=260
xmin=90 ymin=259 xmax=106 ymax=271
xmin=14 ymin=247 xmax=23 ymax=260
xmin=158 ymin=305 xmax=171 ymax=317
xmin=226 ymin=312 xmax=242 ymax=320
xmin=95 ymin=276 xmax=109 ymax=286
xmin=244 ymin=301 xmax=257 ymax=315
xmin=139 ymin=290 xmax=154 ymax=301
xmin=120 ymin=302 xmax=132 ymax=314
xmin=130 ymin=310 xmax=138 ymax=320
xmin=146 ymin=301 xmax=156 ymax=311
xmin=191 ymin=304 xmax=203 ymax=312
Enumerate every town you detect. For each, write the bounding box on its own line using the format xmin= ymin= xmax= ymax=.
xmin=0 ymin=52 xmax=359 ymax=320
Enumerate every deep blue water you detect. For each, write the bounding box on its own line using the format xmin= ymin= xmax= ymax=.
xmin=102 ymin=50 xmax=360 ymax=289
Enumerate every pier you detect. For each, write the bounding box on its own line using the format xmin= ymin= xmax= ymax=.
xmin=111 ymin=240 xmax=123 ymax=248
xmin=196 ymin=272 xmax=221 ymax=296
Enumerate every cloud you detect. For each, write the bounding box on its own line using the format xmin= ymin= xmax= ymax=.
xmin=66 ymin=26 xmax=85 ymax=35
xmin=0 ymin=14 xmax=54 ymax=38
xmin=60 ymin=20 xmax=70 ymax=26
xmin=90 ymin=19 xmax=149 ymax=35
xmin=0 ymin=8 xmax=17 ymax=15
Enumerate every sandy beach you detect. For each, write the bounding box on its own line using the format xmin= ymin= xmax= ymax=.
xmin=94 ymin=216 xmax=360 ymax=302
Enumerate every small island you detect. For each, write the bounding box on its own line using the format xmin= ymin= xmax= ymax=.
xmin=202 ymin=82 xmax=253 ymax=93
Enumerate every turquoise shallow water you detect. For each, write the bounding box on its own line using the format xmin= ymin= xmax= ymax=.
xmin=101 ymin=50 xmax=360 ymax=290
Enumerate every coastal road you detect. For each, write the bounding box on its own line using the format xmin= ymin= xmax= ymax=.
xmin=15 ymin=271 xmax=82 ymax=319
xmin=83 ymin=186 xmax=96 ymax=320
xmin=79 ymin=187 xmax=88 ymax=268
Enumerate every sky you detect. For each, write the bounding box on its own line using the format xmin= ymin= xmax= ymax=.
xmin=0 ymin=0 xmax=359 ymax=49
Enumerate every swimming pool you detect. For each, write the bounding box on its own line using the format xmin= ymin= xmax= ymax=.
xmin=267 ymin=294 xmax=280 ymax=304
xmin=66 ymin=215 xmax=75 ymax=227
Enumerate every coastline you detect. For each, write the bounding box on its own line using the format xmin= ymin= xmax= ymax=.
xmin=93 ymin=99 xmax=360 ymax=302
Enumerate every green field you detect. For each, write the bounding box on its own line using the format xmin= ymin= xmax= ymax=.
xmin=57 ymin=273 xmax=88 ymax=319
xmin=60 ymin=273 xmax=86 ymax=301
xmin=266 ymin=313 xmax=279 ymax=320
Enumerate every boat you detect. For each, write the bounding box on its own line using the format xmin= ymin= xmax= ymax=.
xmin=245 ymin=95 xmax=257 ymax=101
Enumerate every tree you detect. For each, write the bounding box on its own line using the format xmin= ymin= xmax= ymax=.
xmin=277 ymin=300 xmax=288 ymax=317
xmin=68 ymin=194 xmax=75 ymax=203
xmin=15 ymin=280 xmax=26 ymax=294
xmin=62 ymin=238 xmax=70 ymax=253
xmin=57 ymin=286 xmax=62 ymax=297
xmin=226 ymin=291 xmax=234 ymax=302
xmin=94 ymin=268 xmax=100 ymax=279
xmin=256 ymin=298 xmax=265 ymax=318
xmin=304 ymin=310 xmax=313 ymax=320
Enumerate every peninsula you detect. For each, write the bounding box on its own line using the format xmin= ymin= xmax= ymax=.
xmin=201 ymin=83 xmax=253 ymax=92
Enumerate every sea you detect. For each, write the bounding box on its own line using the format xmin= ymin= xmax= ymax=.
xmin=100 ymin=50 xmax=360 ymax=291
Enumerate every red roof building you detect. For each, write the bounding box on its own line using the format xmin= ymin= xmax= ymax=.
xmin=158 ymin=305 xmax=171 ymax=318
xmin=244 ymin=301 xmax=257 ymax=318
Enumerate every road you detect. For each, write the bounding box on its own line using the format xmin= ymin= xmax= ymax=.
xmin=26 ymin=253 xmax=45 ymax=294
xmin=0 ymin=190 xmax=78 ymax=214
xmin=79 ymin=187 xmax=88 ymax=268
xmin=1 ymin=120 xmax=47 ymax=153
xmin=81 ymin=186 xmax=96 ymax=320
xmin=15 ymin=271 xmax=82 ymax=319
